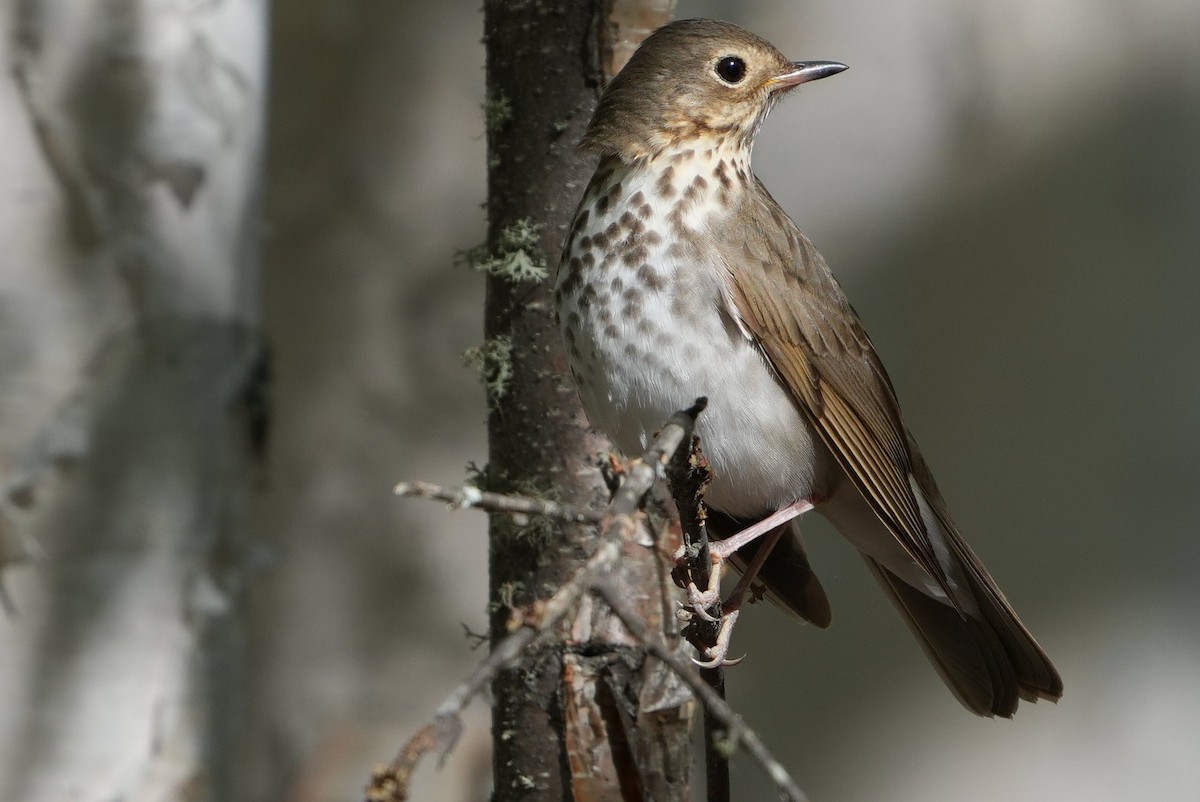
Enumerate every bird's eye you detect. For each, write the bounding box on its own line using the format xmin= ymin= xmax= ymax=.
xmin=715 ymin=56 xmax=747 ymax=84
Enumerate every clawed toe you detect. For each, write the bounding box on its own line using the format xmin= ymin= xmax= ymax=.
xmin=691 ymin=609 xmax=743 ymax=668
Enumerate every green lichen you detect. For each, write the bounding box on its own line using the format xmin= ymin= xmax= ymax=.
xmin=484 ymin=93 xmax=512 ymax=132
xmin=711 ymin=730 xmax=738 ymax=759
xmin=489 ymin=579 xmax=524 ymax=614
xmin=497 ymin=218 xmax=540 ymax=251
xmin=462 ymin=218 xmax=548 ymax=283
xmin=463 ymin=335 xmax=513 ymax=404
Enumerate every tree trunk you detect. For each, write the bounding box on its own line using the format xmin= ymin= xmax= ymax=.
xmin=482 ymin=2 xmax=684 ymax=799
xmin=0 ymin=3 xmax=267 ymax=800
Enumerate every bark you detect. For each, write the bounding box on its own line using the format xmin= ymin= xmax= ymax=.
xmin=482 ymin=1 xmax=683 ymax=799
xmin=0 ymin=3 xmax=267 ymax=800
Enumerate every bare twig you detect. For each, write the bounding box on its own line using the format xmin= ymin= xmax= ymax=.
xmin=594 ymin=580 xmax=807 ymax=802
xmin=373 ymin=401 xmax=807 ymax=802
xmin=394 ymin=480 xmax=604 ymax=524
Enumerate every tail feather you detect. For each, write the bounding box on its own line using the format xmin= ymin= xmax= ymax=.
xmin=864 ymin=557 xmax=1019 ymax=716
xmin=822 ymin=454 xmax=1062 ymax=716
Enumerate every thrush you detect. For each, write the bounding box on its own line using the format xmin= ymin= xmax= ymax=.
xmin=553 ymin=18 xmax=1062 ymax=717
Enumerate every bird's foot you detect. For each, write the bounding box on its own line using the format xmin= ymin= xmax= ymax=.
xmin=692 ymin=609 xmax=744 ymax=668
xmin=671 ymin=545 xmax=725 ymax=616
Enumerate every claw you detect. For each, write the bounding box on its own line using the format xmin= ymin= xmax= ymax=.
xmin=690 ymin=608 xmax=741 ymax=668
xmin=685 ymin=596 xmax=721 ymax=622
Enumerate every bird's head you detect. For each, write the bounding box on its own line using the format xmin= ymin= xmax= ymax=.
xmin=582 ymin=19 xmax=846 ymax=163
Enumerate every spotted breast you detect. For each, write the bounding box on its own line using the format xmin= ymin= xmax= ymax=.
xmin=554 ymin=148 xmax=836 ymax=519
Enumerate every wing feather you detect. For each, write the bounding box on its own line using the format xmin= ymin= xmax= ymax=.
xmin=715 ymin=190 xmax=955 ymax=601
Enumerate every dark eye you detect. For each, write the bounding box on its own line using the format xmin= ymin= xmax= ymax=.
xmin=715 ymin=56 xmax=746 ymax=84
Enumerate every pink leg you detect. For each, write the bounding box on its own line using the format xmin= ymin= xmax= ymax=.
xmin=692 ymin=522 xmax=790 ymax=667
xmin=675 ymin=498 xmax=815 ymax=611
xmin=709 ymin=498 xmax=814 ymax=558
xmin=678 ymin=499 xmax=816 ymax=666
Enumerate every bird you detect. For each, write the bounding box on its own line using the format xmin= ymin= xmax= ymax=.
xmin=553 ymin=18 xmax=1062 ymax=717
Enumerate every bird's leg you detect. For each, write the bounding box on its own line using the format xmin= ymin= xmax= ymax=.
xmin=675 ymin=498 xmax=815 ymax=611
xmin=710 ymin=499 xmax=815 ymax=558
xmin=691 ymin=521 xmax=789 ymax=667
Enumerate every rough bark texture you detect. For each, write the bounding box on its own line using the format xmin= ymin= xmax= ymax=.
xmin=0 ymin=2 xmax=267 ymax=801
xmin=483 ymin=1 xmax=682 ymax=799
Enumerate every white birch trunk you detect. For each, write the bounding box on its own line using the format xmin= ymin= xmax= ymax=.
xmin=0 ymin=2 xmax=268 ymax=800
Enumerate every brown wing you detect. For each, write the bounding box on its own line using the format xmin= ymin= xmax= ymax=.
xmin=713 ymin=190 xmax=1062 ymax=714
xmin=715 ymin=188 xmax=957 ymax=604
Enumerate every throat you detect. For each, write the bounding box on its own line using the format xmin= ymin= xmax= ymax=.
xmin=589 ymin=145 xmax=752 ymax=236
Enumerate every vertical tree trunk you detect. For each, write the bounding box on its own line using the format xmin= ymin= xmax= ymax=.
xmin=0 ymin=3 xmax=267 ymax=800
xmin=482 ymin=2 xmax=682 ymax=799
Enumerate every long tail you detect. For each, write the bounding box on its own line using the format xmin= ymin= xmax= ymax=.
xmin=862 ymin=553 xmax=1061 ymax=716
xmin=822 ymin=455 xmax=1062 ymax=717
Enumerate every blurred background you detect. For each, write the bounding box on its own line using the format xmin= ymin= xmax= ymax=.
xmin=3 ymin=0 xmax=1199 ymax=799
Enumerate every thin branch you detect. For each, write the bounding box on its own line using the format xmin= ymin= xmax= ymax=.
xmin=372 ymin=401 xmax=808 ymax=802
xmin=394 ymin=480 xmax=604 ymax=524
xmin=593 ymin=580 xmax=807 ymax=802
xmin=370 ymin=411 xmax=696 ymax=801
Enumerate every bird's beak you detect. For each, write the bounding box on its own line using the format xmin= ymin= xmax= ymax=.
xmin=769 ymin=61 xmax=848 ymax=91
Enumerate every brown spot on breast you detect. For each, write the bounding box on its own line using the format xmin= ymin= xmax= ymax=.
xmin=636 ymin=318 xmax=655 ymax=336
xmin=619 ymin=211 xmax=636 ymax=230
xmin=610 ymin=276 xmax=624 ymax=294
xmin=608 ymin=181 xmax=623 ymax=202
xmin=597 ymin=307 xmax=612 ymax=324
xmin=596 ymin=195 xmax=610 ymax=214
xmin=566 ymin=311 xmax=580 ymax=328
xmin=581 ymin=252 xmax=595 ymax=268
xmin=629 ymin=190 xmax=645 ymax=206
xmin=670 ymin=294 xmax=688 ymax=318
xmin=622 ymin=245 xmax=648 ymax=266
xmin=620 ymin=287 xmax=643 ymax=320
xmin=605 ymin=221 xmax=621 ymax=240
xmin=579 ymin=235 xmax=592 ymax=250
xmin=638 ymin=203 xmax=653 ymax=220
xmin=644 ymin=230 xmax=662 ymax=246
xmin=580 ymin=282 xmax=598 ymax=308
xmin=636 ymin=264 xmax=665 ymax=291
xmin=603 ymin=324 xmax=620 ymax=340
xmin=656 ymin=165 xmax=676 ymax=199
xmin=591 ymin=231 xmax=608 ymax=249
xmin=623 ymin=343 xmax=639 ymax=357
xmin=714 ymin=160 xmax=732 ymax=190
xmin=570 ymin=209 xmax=589 ymax=236
xmin=558 ymin=265 xmax=583 ymax=295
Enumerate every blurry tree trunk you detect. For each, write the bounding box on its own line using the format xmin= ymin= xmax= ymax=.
xmin=0 ymin=3 xmax=267 ymax=801
xmin=482 ymin=2 xmax=684 ymax=799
